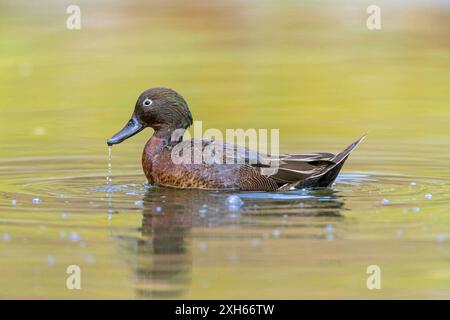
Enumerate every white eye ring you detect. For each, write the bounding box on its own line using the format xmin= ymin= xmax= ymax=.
xmin=143 ymin=98 xmax=153 ymax=107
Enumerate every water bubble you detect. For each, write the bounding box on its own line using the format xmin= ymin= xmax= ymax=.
xmin=226 ymin=195 xmax=243 ymax=211
xmin=226 ymin=195 xmax=244 ymax=207
xmin=324 ymin=225 xmax=334 ymax=233
xmin=11 ymin=199 xmax=17 ymax=205
xmin=134 ymin=200 xmax=144 ymax=207
xmin=46 ymin=255 xmax=55 ymax=266
xmin=154 ymin=206 xmax=162 ymax=213
xmin=60 ymin=212 xmax=68 ymax=220
xmin=70 ymin=232 xmax=80 ymax=242
xmin=3 ymin=233 xmax=11 ymax=242
xmin=228 ymin=205 xmax=242 ymax=212
xmin=410 ymin=182 xmax=417 ymax=186
xmin=201 ymin=204 xmax=208 ymax=209
xmin=412 ymin=207 xmax=421 ymax=213
xmin=424 ymin=194 xmax=433 ymax=200
xmin=32 ymin=198 xmax=42 ymax=204
xmin=198 ymin=208 xmax=207 ymax=217
xmin=380 ymin=198 xmax=389 ymax=205
xmin=198 ymin=242 xmax=208 ymax=251
xmin=272 ymin=229 xmax=281 ymax=238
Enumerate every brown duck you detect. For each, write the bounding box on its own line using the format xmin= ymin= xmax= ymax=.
xmin=107 ymin=87 xmax=365 ymax=191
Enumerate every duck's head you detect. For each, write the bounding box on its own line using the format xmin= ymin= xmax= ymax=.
xmin=107 ymin=87 xmax=193 ymax=146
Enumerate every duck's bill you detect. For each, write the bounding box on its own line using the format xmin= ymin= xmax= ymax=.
xmin=107 ymin=115 xmax=144 ymax=146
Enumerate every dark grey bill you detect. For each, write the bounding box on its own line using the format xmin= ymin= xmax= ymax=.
xmin=107 ymin=115 xmax=144 ymax=146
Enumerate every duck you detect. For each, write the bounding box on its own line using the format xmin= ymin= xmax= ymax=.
xmin=107 ymin=87 xmax=365 ymax=191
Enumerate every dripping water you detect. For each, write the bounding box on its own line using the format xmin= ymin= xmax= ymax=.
xmin=107 ymin=146 xmax=113 ymax=183
xmin=106 ymin=146 xmax=113 ymax=221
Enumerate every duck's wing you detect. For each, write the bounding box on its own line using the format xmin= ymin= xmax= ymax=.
xmin=275 ymin=135 xmax=366 ymax=189
xmin=171 ymin=138 xmax=274 ymax=167
xmin=269 ymin=152 xmax=336 ymax=184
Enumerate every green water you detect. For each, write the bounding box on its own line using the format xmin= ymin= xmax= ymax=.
xmin=0 ymin=1 xmax=449 ymax=298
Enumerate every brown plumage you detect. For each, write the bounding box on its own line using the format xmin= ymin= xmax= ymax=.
xmin=108 ymin=87 xmax=365 ymax=191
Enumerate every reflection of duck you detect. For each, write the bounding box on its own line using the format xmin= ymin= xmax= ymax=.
xmin=108 ymin=87 xmax=365 ymax=191
xmin=132 ymin=188 xmax=194 ymax=298
xmin=115 ymin=186 xmax=345 ymax=298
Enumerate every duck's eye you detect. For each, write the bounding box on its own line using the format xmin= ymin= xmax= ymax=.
xmin=143 ymin=98 xmax=153 ymax=107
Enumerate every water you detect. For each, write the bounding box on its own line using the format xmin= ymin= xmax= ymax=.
xmin=0 ymin=1 xmax=449 ymax=299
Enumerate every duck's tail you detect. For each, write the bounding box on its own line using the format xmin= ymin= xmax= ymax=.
xmin=277 ymin=135 xmax=366 ymax=190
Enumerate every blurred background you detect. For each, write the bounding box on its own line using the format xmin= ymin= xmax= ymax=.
xmin=0 ymin=0 xmax=449 ymax=299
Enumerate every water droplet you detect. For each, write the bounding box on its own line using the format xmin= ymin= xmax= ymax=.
xmin=396 ymin=229 xmax=404 ymax=238
xmin=380 ymin=198 xmax=389 ymax=205
xmin=46 ymin=255 xmax=55 ymax=266
xmin=134 ymin=200 xmax=144 ymax=207
xmin=201 ymin=204 xmax=208 ymax=209
xmin=198 ymin=242 xmax=208 ymax=251
xmin=11 ymin=199 xmax=17 ymax=205
xmin=70 ymin=232 xmax=80 ymax=242
xmin=154 ymin=206 xmax=162 ymax=213
xmin=3 ymin=233 xmax=11 ymax=242
xmin=412 ymin=207 xmax=421 ymax=213
xmin=228 ymin=205 xmax=241 ymax=212
xmin=60 ymin=212 xmax=68 ymax=220
xmin=32 ymin=198 xmax=42 ymax=204
xmin=226 ymin=195 xmax=244 ymax=207
xmin=436 ymin=234 xmax=446 ymax=243
xmin=272 ymin=229 xmax=281 ymax=238
xmin=424 ymin=194 xmax=432 ymax=200
xmin=410 ymin=182 xmax=417 ymax=186
xmin=198 ymin=208 xmax=207 ymax=217
xmin=324 ymin=225 xmax=334 ymax=233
